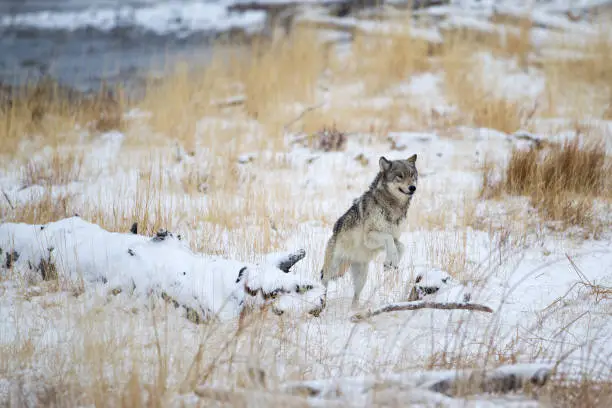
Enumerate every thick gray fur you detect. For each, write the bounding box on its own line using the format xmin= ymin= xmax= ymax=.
xmin=318 ymin=154 xmax=419 ymax=312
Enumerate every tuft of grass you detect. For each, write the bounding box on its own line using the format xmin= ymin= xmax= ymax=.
xmin=22 ymin=149 xmax=84 ymax=187
xmin=3 ymin=189 xmax=73 ymax=225
xmin=481 ymin=136 xmax=610 ymax=231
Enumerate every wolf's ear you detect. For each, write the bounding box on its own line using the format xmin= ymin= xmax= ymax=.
xmin=407 ymin=154 xmax=417 ymax=164
xmin=379 ymin=156 xmax=392 ymax=172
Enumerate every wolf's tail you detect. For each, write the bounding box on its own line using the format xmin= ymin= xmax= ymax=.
xmin=320 ymin=236 xmax=349 ymax=286
xmin=320 ymin=236 xmax=335 ymax=284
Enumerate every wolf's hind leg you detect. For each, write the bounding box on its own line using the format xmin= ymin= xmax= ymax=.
xmin=317 ymin=239 xmax=348 ymax=314
xmin=321 ymin=255 xmax=346 ymax=286
xmin=350 ymin=262 xmax=368 ymax=308
xmin=320 ymin=237 xmax=349 ymax=286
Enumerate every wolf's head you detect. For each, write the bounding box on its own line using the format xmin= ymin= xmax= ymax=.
xmin=377 ymin=155 xmax=419 ymax=200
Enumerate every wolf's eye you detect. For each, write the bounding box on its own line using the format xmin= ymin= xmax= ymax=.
xmin=395 ymin=174 xmax=404 ymax=181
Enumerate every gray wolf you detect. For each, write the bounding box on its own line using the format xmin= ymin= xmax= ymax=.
xmin=316 ymin=155 xmax=419 ymax=312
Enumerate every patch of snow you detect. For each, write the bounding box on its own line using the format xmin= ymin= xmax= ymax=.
xmin=0 ymin=1 xmax=266 ymax=35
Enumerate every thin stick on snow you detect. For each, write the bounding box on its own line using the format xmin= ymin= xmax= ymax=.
xmin=1 ymin=189 xmax=14 ymax=210
xmin=194 ymin=386 xmax=340 ymax=407
xmin=283 ymin=102 xmax=325 ymax=133
xmin=351 ymin=301 xmax=494 ymax=322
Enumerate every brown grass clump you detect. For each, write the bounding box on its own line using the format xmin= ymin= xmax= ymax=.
xmin=481 ymin=136 xmax=610 ymax=230
xmin=469 ymin=91 xmax=524 ymax=134
xmin=311 ymin=124 xmax=347 ymax=152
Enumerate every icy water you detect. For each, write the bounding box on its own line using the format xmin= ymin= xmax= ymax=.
xmin=0 ymin=0 xmax=265 ymax=92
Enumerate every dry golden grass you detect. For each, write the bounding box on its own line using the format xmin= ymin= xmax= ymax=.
xmin=137 ymin=55 xmax=236 ymax=153
xmin=488 ymin=13 xmax=533 ymax=68
xmin=542 ymin=379 xmax=612 ymax=408
xmin=0 ymin=79 xmax=123 ymax=157
xmin=440 ymin=37 xmax=527 ymax=134
xmin=3 ymin=156 xmax=174 ymax=236
xmin=296 ymin=102 xmax=398 ymax=139
xmin=138 ymin=30 xmax=326 ymax=152
xmin=22 ymin=149 xmax=84 ymax=187
xmin=2 ymin=189 xmax=73 ymax=226
xmin=239 ymin=28 xmax=327 ymax=142
xmin=481 ymin=136 xmax=611 ymax=232
xmin=242 ymin=28 xmax=325 ymax=113
xmin=343 ymin=30 xmax=431 ymax=94
xmin=540 ymin=25 xmax=612 ymax=119
xmin=441 ymin=15 xmax=533 ymax=69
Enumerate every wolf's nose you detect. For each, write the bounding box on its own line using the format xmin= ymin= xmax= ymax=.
xmin=408 ymin=185 xmax=416 ymax=193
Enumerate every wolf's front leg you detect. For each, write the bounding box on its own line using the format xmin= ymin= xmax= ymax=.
xmin=365 ymin=231 xmax=399 ymax=269
xmin=394 ymin=238 xmax=405 ymax=262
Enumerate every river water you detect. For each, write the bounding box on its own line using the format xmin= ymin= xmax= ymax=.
xmin=0 ymin=0 xmax=265 ymax=91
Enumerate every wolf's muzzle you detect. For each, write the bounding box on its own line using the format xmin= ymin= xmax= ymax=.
xmin=400 ymin=185 xmax=417 ymax=195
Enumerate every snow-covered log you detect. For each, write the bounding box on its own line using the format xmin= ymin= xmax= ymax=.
xmin=0 ymin=217 xmax=324 ymax=322
xmin=282 ymin=363 xmax=553 ymax=399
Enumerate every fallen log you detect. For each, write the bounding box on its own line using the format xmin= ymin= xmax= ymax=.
xmin=350 ymin=301 xmax=494 ymax=322
xmin=0 ymin=217 xmax=324 ymax=323
xmin=282 ymin=363 xmax=553 ymax=400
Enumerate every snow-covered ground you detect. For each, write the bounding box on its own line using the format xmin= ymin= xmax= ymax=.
xmin=1 ymin=2 xmax=612 ymax=407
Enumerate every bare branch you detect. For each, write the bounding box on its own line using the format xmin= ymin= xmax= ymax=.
xmin=351 ymin=301 xmax=494 ymax=322
xmin=1 ymin=189 xmax=14 ymax=210
xmin=275 ymin=248 xmax=306 ymax=273
xmin=283 ymin=102 xmax=325 ymax=133
xmin=194 ymin=386 xmax=326 ymax=407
